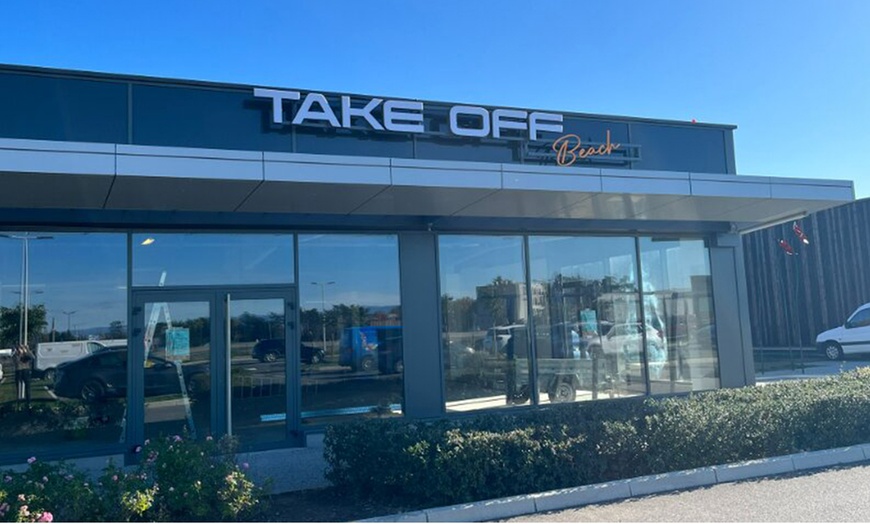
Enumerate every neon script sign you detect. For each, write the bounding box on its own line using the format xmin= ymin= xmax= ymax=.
xmin=552 ymin=130 xmax=621 ymax=167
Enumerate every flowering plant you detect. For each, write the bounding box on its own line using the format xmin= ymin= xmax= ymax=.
xmin=132 ymin=433 xmax=266 ymax=521
xmin=0 ymin=458 xmax=96 ymax=522
xmin=0 ymin=435 xmax=266 ymax=522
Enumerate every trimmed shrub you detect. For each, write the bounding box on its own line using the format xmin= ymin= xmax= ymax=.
xmin=325 ymin=369 xmax=870 ymax=507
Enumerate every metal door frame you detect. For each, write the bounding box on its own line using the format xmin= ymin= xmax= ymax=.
xmin=129 ymin=285 xmax=298 ymax=460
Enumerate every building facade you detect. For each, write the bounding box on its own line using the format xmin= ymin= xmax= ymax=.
xmin=744 ymin=197 xmax=869 ymax=350
xmin=0 ymin=65 xmax=853 ymax=482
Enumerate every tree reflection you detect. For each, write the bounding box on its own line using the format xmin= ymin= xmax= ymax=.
xmin=0 ymin=304 xmax=47 ymax=347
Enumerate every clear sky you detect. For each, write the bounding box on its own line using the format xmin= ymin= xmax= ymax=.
xmin=0 ymin=0 xmax=867 ymax=197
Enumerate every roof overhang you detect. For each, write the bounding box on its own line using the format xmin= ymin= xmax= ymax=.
xmin=0 ymin=138 xmax=854 ymax=230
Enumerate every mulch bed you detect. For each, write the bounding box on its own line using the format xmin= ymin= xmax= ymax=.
xmin=265 ymin=487 xmax=418 ymax=522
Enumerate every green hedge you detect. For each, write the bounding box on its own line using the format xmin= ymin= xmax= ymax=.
xmin=324 ymin=368 xmax=870 ymax=507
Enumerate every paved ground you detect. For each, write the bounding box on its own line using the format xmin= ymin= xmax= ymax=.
xmin=754 ymin=350 xmax=870 ymax=383
xmin=502 ymin=462 xmax=870 ymax=522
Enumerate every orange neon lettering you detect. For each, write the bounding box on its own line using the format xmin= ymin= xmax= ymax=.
xmin=552 ymin=129 xmax=621 ymax=166
xmin=553 ymin=134 xmax=581 ymax=166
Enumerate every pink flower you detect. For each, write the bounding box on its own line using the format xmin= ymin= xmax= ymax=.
xmin=112 ymin=475 xmax=118 ymax=482
xmin=144 ymin=439 xmax=150 ymax=446
xmin=26 ymin=457 xmax=36 ymax=464
xmin=4 ymin=475 xmax=11 ymax=482
xmin=41 ymin=476 xmax=48 ymax=483
xmin=37 ymin=511 xmax=53 ymax=522
xmin=206 ymin=435 xmax=213 ymax=441
xmin=172 ymin=435 xmax=182 ymax=442
xmin=133 ymin=446 xmax=142 ymax=453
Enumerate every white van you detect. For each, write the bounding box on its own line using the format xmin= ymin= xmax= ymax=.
xmin=816 ymin=302 xmax=870 ymax=360
xmin=36 ymin=340 xmax=121 ymax=382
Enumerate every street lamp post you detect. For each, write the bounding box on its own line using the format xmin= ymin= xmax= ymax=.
xmin=311 ymin=281 xmax=335 ymax=353
xmin=1 ymin=234 xmax=52 ymax=346
xmin=62 ymin=310 xmax=77 ymax=338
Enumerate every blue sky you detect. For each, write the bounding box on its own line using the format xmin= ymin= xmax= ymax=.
xmin=0 ymin=0 xmax=867 ymax=197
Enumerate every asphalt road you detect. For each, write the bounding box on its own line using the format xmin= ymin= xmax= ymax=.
xmin=502 ymin=462 xmax=870 ymax=522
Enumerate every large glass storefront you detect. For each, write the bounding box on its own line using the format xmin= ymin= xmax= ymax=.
xmin=440 ymin=234 xmax=720 ymax=412
xmin=0 ymin=229 xmax=718 ymax=461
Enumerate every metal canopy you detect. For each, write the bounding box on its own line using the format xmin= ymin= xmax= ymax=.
xmin=0 ymin=138 xmax=853 ymax=230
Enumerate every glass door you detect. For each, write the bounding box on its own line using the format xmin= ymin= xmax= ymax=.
xmin=131 ymin=287 xmax=296 ymax=449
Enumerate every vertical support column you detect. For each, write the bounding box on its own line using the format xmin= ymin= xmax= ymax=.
xmin=398 ymin=232 xmax=444 ymax=419
xmin=710 ymin=233 xmax=756 ymax=387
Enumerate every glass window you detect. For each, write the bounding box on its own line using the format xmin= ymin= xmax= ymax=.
xmin=528 ymin=236 xmax=646 ymax=404
xmin=848 ymin=308 xmax=870 ymax=328
xmin=132 ymin=233 xmax=294 ymax=287
xmin=0 ymin=232 xmax=127 ymax=457
xmin=298 ymin=235 xmax=403 ymax=424
xmin=640 ymin=238 xmax=719 ymax=394
xmin=439 ymin=236 xmax=531 ymax=412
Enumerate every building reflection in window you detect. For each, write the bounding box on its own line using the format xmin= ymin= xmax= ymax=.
xmin=439 ymin=236 xmax=531 ymax=412
xmin=0 ymin=232 xmax=127 ymax=457
xmin=639 ymin=238 xmax=719 ymax=393
xmin=298 ymin=235 xmax=403 ymax=425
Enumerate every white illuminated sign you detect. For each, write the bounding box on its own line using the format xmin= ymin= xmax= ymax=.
xmin=253 ymin=88 xmax=563 ymax=141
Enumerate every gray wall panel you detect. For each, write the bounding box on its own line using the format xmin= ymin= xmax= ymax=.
xmin=710 ymin=234 xmax=754 ymax=387
xmin=398 ymin=232 xmax=444 ymax=418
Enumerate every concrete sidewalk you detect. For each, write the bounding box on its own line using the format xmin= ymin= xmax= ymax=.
xmin=503 ymin=461 xmax=870 ymax=522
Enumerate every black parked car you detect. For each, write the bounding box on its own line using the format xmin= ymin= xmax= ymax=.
xmin=251 ymin=339 xmax=325 ymax=365
xmin=53 ymin=347 xmax=209 ymax=403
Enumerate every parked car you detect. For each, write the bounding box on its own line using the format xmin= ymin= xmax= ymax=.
xmin=251 ymin=338 xmax=325 ymax=364
xmin=35 ymin=340 xmax=121 ymax=383
xmin=595 ymin=323 xmax=665 ymax=356
xmin=816 ymin=302 xmax=870 ymax=360
xmin=53 ymin=347 xmax=209 ymax=403
xmin=339 ymin=326 xmax=403 ymax=373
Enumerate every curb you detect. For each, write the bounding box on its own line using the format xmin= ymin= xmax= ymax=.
xmin=360 ymin=444 xmax=870 ymax=522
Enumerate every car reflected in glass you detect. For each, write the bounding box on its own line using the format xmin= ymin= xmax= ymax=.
xmin=53 ymin=347 xmax=209 ymax=403
xmin=250 ymin=339 xmax=325 ymax=364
